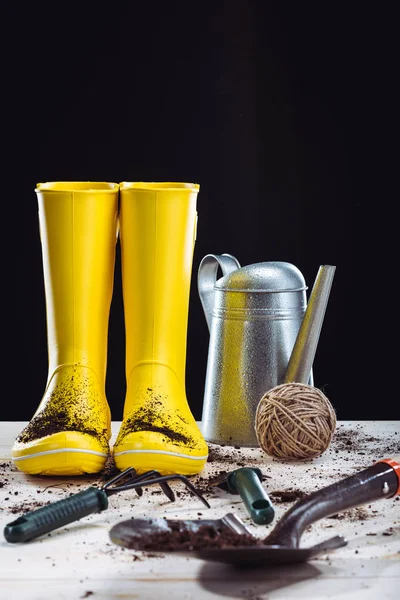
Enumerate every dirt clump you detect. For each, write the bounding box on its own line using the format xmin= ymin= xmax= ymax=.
xmin=327 ymin=506 xmax=371 ymax=521
xmin=122 ymin=520 xmax=259 ymax=552
xmin=269 ymin=489 xmax=307 ymax=503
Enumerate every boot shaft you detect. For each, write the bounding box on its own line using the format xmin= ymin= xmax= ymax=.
xmin=36 ymin=182 xmax=119 ymax=383
xmin=119 ymin=182 xmax=199 ymax=386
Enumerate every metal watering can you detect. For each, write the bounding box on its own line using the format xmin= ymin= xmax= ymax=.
xmin=197 ymin=254 xmax=336 ymax=446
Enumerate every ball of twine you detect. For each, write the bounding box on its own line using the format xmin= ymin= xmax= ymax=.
xmin=255 ymin=382 xmax=336 ymax=461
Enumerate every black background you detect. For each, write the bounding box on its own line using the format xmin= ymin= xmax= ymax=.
xmin=2 ymin=2 xmax=397 ymax=421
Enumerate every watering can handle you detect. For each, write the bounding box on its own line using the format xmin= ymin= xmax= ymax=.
xmin=198 ymin=253 xmax=241 ymax=333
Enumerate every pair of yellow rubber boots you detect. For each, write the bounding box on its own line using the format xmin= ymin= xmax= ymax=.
xmin=12 ymin=181 xmax=208 ymax=477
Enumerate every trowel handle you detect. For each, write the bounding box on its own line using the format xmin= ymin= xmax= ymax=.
xmin=197 ymin=253 xmax=241 ymax=332
xmin=3 ymin=487 xmax=109 ymax=543
xmin=228 ymin=468 xmax=275 ymax=525
xmin=266 ymin=458 xmax=400 ymax=548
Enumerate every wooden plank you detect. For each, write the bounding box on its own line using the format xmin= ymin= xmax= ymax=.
xmin=0 ymin=421 xmax=399 ymax=599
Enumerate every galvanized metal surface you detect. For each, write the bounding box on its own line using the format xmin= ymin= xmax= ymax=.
xmin=284 ymin=264 xmax=336 ymax=384
xmin=198 ymin=256 xmax=312 ymax=446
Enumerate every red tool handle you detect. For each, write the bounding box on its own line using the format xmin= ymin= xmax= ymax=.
xmin=378 ymin=456 xmax=400 ymax=495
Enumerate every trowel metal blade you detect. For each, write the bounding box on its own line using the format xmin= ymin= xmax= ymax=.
xmin=110 ymin=516 xmax=232 ymax=546
xmin=194 ymin=534 xmax=347 ymax=567
xmin=109 ymin=517 xmax=346 ymax=567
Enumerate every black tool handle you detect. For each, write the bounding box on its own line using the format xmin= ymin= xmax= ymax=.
xmin=3 ymin=487 xmax=109 ymax=543
xmin=265 ymin=460 xmax=400 ymax=548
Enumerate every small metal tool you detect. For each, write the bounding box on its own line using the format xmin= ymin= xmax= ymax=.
xmin=4 ymin=467 xmax=210 ymax=544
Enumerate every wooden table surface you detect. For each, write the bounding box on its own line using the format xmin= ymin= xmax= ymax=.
xmin=0 ymin=421 xmax=399 ymax=600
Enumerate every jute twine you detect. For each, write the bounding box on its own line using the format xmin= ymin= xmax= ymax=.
xmin=255 ymin=382 xmax=336 ymax=461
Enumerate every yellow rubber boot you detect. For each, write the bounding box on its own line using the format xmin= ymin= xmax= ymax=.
xmin=113 ymin=182 xmax=208 ymax=476
xmin=12 ymin=182 xmax=119 ymax=475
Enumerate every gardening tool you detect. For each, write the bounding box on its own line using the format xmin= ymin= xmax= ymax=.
xmin=213 ymin=467 xmax=275 ymax=525
xmin=198 ymin=257 xmax=336 ymax=446
xmin=109 ymin=456 xmax=400 ymax=567
xmin=113 ymin=182 xmax=208 ymax=477
xmin=3 ymin=467 xmax=210 ymax=544
xmin=12 ymin=181 xmax=119 ymax=476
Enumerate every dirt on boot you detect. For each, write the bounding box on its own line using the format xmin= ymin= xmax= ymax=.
xmin=16 ymin=366 xmax=109 ymax=446
xmin=118 ymin=392 xmax=197 ymax=449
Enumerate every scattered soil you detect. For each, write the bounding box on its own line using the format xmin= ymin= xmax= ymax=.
xmin=8 ymin=500 xmax=52 ymax=515
xmin=0 ymin=462 xmax=11 ymax=492
xmin=195 ymin=469 xmax=229 ymax=492
xmin=269 ymin=489 xmax=307 ymax=503
xmin=327 ymin=507 xmax=371 ymax=522
xmin=330 ymin=425 xmax=399 ymax=458
xmin=207 ymin=445 xmax=244 ymax=464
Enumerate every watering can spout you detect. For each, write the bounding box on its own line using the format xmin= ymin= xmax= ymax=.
xmin=284 ymin=264 xmax=336 ymax=384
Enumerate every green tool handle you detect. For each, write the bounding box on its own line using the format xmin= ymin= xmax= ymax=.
xmin=229 ymin=467 xmax=275 ymax=525
xmin=3 ymin=487 xmax=109 ymax=543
